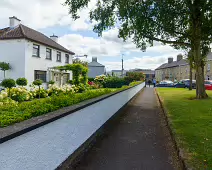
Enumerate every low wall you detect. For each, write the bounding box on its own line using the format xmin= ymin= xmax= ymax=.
xmin=0 ymin=83 xmax=145 ymax=170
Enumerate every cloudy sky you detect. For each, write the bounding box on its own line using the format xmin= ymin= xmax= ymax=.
xmin=0 ymin=0 xmax=184 ymax=71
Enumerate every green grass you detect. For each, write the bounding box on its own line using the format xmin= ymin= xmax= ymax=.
xmin=157 ymin=88 xmax=212 ymax=169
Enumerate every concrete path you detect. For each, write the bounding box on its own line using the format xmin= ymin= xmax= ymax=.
xmin=70 ymin=87 xmax=181 ymax=170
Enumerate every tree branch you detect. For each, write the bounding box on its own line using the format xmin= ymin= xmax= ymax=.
xmin=146 ymin=36 xmax=191 ymax=46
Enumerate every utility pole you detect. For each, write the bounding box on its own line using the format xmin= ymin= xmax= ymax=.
xmin=122 ymin=54 xmax=124 ymax=77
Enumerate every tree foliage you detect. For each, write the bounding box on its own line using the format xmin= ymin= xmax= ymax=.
xmin=64 ymin=0 xmax=212 ymax=99
xmin=1 ymin=78 xmax=16 ymax=97
xmin=73 ymin=58 xmax=88 ymax=67
xmin=33 ymin=79 xmax=43 ymax=99
xmin=57 ymin=64 xmax=88 ymax=85
xmin=16 ymin=78 xmax=28 ymax=86
xmin=0 ymin=62 xmax=11 ymax=78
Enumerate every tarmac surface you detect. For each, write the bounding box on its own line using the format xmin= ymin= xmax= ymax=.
xmin=70 ymin=87 xmax=182 ymax=170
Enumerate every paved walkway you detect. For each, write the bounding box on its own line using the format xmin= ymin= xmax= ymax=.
xmin=70 ymin=87 xmax=181 ymax=170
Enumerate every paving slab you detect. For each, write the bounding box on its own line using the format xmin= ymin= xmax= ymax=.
xmin=69 ymin=87 xmax=182 ymax=170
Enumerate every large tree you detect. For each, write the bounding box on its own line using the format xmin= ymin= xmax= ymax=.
xmin=64 ymin=0 xmax=212 ymax=99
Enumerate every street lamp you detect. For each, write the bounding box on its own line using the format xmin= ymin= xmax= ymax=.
xmin=121 ymin=54 xmax=124 ymax=77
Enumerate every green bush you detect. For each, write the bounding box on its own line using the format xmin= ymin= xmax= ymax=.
xmin=88 ymin=77 xmax=95 ymax=82
xmin=0 ymin=88 xmax=115 ymax=127
xmin=33 ymin=79 xmax=43 ymax=86
xmin=1 ymin=79 xmax=16 ymax=97
xmin=1 ymin=78 xmax=16 ymax=88
xmin=33 ymin=79 xmax=43 ymax=99
xmin=16 ymin=78 xmax=28 ymax=86
xmin=102 ymin=77 xmax=129 ymax=88
xmin=125 ymin=72 xmax=145 ymax=82
xmin=48 ymin=80 xmax=55 ymax=85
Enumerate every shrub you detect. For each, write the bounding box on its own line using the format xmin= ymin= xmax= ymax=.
xmin=33 ymin=79 xmax=43 ymax=99
xmin=1 ymin=78 xmax=16 ymax=97
xmin=10 ymin=87 xmax=33 ymax=102
xmin=16 ymin=78 xmax=28 ymax=86
xmin=88 ymin=77 xmax=95 ymax=82
xmin=0 ymin=88 xmax=117 ymax=127
xmin=68 ymin=80 xmax=73 ymax=85
xmin=125 ymin=72 xmax=145 ymax=82
xmin=48 ymin=80 xmax=55 ymax=85
xmin=30 ymin=85 xmax=48 ymax=98
xmin=102 ymin=77 xmax=129 ymax=88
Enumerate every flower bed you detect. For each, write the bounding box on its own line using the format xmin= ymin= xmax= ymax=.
xmin=0 ymin=81 xmax=142 ymax=127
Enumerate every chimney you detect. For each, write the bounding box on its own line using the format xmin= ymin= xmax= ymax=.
xmin=92 ymin=57 xmax=97 ymax=62
xmin=50 ymin=34 xmax=58 ymax=43
xmin=168 ymin=57 xmax=173 ymax=64
xmin=9 ymin=16 xmax=21 ymax=28
xmin=177 ymin=54 xmax=183 ymax=61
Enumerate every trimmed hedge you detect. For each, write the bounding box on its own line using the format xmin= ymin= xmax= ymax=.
xmin=102 ymin=77 xmax=129 ymax=88
xmin=0 ymin=82 xmax=142 ymax=127
xmin=0 ymin=89 xmax=116 ymax=127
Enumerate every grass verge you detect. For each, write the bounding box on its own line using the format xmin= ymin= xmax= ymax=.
xmin=157 ymin=88 xmax=212 ymax=169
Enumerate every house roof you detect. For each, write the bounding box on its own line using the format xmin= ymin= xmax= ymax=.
xmin=88 ymin=61 xmax=105 ymax=67
xmin=155 ymin=59 xmax=188 ymax=70
xmin=0 ymin=24 xmax=75 ymax=55
xmin=156 ymin=52 xmax=212 ymax=70
xmin=129 ymin=69 xmax=155 ymax=75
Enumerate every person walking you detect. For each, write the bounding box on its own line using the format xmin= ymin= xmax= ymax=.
xmin=153 ymin=78 xmax=156 ymax=87
xmin=148 ymin=79 xmax=151 ymax=87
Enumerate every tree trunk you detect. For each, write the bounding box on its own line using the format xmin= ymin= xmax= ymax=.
xmin=193 ymin=43 xmax=208 ymax=99
xmin=189 ymin=65 xmax=192 ymax=90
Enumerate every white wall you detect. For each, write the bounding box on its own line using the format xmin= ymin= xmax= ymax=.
xmin=0 ymin=83 xmax=145 ymax=170
xmin=0 ymin=39 xmax=25 ymax=81
xmin=25 ymin=40 xmax=73 ymax=86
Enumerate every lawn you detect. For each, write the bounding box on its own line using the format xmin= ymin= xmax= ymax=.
xmin=157 ymin=88 xmax=212 ymax=170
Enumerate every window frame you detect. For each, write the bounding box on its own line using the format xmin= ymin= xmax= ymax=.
xmin=65 ymin=54 xmax=69 ymax=64
xmin=207 ymin=63 xmax=210 ymax=71
xmin=46 ymin=48 xmax=52 ymax=60
xmin=34 ymin=70 xmax=47 ymax=83
xmin=32 ymin=44 xmax=40 ymax=57
xmin=56 ymin=51 xmax=61 ymax=62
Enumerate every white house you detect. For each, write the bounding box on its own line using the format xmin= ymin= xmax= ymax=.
xmin=0 ymin=16 xmax=75 ymax=87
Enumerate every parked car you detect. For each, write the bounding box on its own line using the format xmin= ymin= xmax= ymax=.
xmin=156 ymin=80 xmax=175 ymax=87
xmin=205 ymin=80 xmax=212 ymax=90
xmin=174 ymin=80 xmax=186 ymax=88
xmin=179 ymin=79 xmax=196 ymax=89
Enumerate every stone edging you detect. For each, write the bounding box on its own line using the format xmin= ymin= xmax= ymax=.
xmin=0 ymin=83 xmax=143 ymax=144
xmin=155 ymin=89 xmax=189 ymax=170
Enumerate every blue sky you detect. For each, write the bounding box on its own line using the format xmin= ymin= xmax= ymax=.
xmin=0 ymin=0 xmax=183 ymax=71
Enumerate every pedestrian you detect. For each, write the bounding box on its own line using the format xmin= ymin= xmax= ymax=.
xmin=153 ymin=78 xmax=156 ymax=87
xmin=145 ymin=79 xmax=147 ymax=87
xmin=148 ymin=79 xmax=151 ymax=87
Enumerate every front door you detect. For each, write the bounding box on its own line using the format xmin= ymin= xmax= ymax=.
xmin=54 ymin=73 xmax=61 ymax=86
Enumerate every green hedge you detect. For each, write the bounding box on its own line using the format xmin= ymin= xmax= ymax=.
xmin=102 ymin=77 xmax=130 ymax=88
xmin=0 ymin=89 xmax=116 ymax=127
xmin=0 ymin=82 xmax=143 ymax=127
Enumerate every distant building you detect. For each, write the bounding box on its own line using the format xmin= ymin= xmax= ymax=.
xmin=88 ymin=57 xmax=105 ymax=78
xmin=129 ymin=69 xmax=155 ymax=80
xmin=111 ymin=70 xmax=127 ymax=77
xmin=155 ymin=53 xmax=212 ymax=82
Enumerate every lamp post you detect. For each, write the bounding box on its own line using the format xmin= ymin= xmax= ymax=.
xmin=121 ymin=54 xmax=124 ymax=78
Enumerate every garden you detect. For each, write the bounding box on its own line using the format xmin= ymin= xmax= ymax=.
xmin=157 ymin=88 xmax=212 ymax=169
xmin=0 ymin=63 xmax=145 ymax=127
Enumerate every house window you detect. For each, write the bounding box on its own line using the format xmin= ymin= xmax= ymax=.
xmin=33 ymin=44 xmax=40 ymax=57
xmin=207 ymin=64 xmax=210 ymax=71
xmin=65 ymin=54 xmax=69 ymax=64
xmin=34 ymin=70 xmax=47 ymax=82
xmin=57 ymin=51 xmax=61 ymax=62
xmin=46 ymin=48 xmax=52 ymax=60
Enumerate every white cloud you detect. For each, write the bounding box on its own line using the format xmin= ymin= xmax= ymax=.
xmin=0 ymin=0 xmax=184 ymax=70
xmin=0 ymin=0 xmax=96 ymax=31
